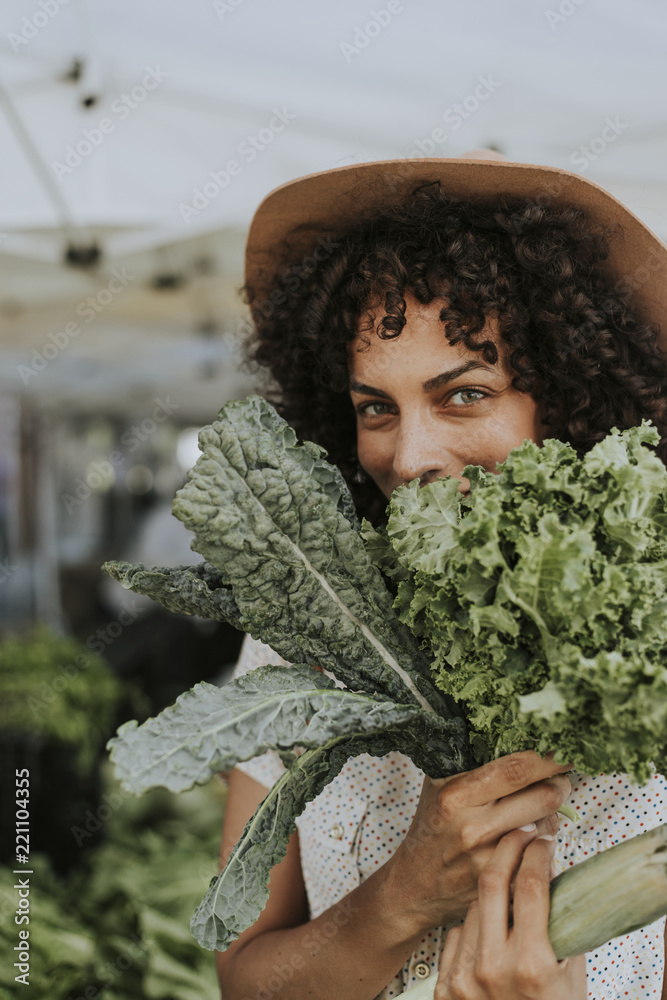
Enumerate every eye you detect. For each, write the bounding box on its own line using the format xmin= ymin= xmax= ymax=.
xmin=450 ymin=388 xmax=487 ymax=406
xmin=357 ymin=401 xmax=394 ymax=417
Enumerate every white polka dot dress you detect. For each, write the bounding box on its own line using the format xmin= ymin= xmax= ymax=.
xmin=231 ymin=636 xmax=667 ymax=999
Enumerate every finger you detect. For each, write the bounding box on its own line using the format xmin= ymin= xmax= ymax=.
xmin=512 ymin=834 xmax=558 ymax=954
xmin=507 ymin=819 xmax=560 ymax=894
xmin=458 ymin=898 xmax=480 ymax=952
xmin=436 ymin=926 xmax=464 ymax=999
xmin=445 ymin=903 xmax=481 ymax=997
xmin=488 ymin=773 xmax=571 ymax=833
xmin=447 ymin=777 xmax=569 ymax=852
xmin=477 ymin=827 xmax=537 ymax=957
xmin=564 ymin=953 xmax=588 ymax=987
xmin=535 ymin=813 xmax=560 ymax=838
xmin=440 ymin=924 xmax=463 ymax=971
xmin=543 ymin=750 xmax=574 ymax=770
xmin=436 ymin=751 xmax=573 ymax=809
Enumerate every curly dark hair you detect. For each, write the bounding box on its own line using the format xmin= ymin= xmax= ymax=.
xmin=240 ymin=180 xmax=667 ymax=522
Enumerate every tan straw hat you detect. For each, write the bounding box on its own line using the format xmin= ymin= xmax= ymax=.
xmin=244 ymin=150 xmax=667 ymax=348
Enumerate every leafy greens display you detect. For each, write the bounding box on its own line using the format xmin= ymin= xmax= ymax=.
xmin=104 ymin=395 xmax=667 ymax=961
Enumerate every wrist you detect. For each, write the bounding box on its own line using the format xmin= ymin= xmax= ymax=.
xmin=374 ymin=847 xmax=440 ymax=944
xmin=382 ymin=841 xmax=468 ymax=934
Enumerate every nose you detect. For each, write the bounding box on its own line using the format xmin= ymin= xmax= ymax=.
xmin=392 ymin=414 xmax=453 ymax=487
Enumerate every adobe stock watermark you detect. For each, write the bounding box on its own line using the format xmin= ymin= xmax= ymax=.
xmin=249 ymin=235 xmax=340 ymax=322
xmin=179 ymin=107 xmax=296 ymax=224
xmin=405 ymin=74 xmax=502 ymax=159
xmin=0 ymin=557 xmax=18 ymax=584
xmin=27 ymin=599 xmax=145 ymax=722
xmin=70 ymin=785 xmax=131 ymax=847
xmin=51 ymin=66 xmax=168 ymax=181
xmin=65 ymin=935 xmax=148 ymax=1000
xmin=213 ymin=0 xmax=247 ymax=17
xmin=567 ymin=243 xmax=665 ymax=351
xmin=16 ymin=268 xmax=135 ymax=386
xmin=545 ymin=0 xmax=588 ymax=30
xmin=340 ymin=0 xmax=417 ymax=63
xmin=246 ymin=897 xmax=361 ymax=1000
xmin=8 ymin=0 xmax=70 ymax=52
xmin=59 ymin=396 xmax=180 ymax=514
xmin=220 ymin=233 xmax=341 ymax=353
xmin=569 ymin=117 xmax=629 ymax=172
xmin=500 ymin=166 xmax=663 ymax=349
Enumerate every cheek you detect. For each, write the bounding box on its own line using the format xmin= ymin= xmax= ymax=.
xmin=481 ymin=403 xmax=543 ymax=461
xmin=356 ymin=428 xmax=393 ymax=480
xmin=357 ymin=430 xmax=382 ymax=469
xmin=513 ymin=398 xmax=545 ymax=446
xmin=447 ymin=402 xmax=543 ymax=471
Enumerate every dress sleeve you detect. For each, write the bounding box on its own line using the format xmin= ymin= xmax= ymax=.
xmin=229 ymin=634 xmax=289 ymax=789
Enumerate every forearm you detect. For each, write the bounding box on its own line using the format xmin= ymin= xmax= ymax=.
xmin=217 ymin=856 xmax=428 ymax=1000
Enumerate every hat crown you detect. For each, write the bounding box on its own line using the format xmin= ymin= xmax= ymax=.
xmin=244 ymin=155 xmax=667 ymax=343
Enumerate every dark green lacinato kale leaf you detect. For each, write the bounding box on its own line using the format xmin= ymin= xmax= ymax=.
xmin=107 ymin=663 xmax=465 ymax=796
xmin=192 ymin=722 xmax=460 ymax=951
xmin=163 ymin=394 xmax=461 ymax=724
xmin=102 ymin=559 xmax=243 ymax=628
xmin=103 ymin=396 xmax=461 ymax=723
xmin=100 ymin=394 xmax=476 ymax=955
xmin=388 ymin=422 xmax=667 ymax=783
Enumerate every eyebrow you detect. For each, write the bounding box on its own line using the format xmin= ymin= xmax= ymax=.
xmin=349 ymin=359 xmax=497 ymax=398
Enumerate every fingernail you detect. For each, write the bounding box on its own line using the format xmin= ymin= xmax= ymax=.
xmin=538 ymin=834 xmax=555 ymax=841
xmin=519 ymin=822 xmax=537 ymax=832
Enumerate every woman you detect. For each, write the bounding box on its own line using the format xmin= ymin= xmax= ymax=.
xmin=216 ymin=150 xmax=667 ymax=1000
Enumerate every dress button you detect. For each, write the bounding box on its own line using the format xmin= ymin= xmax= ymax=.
xmin=414 ymin=962 xmax=430 ymax=979
xmin=328 ymin=822 xmax=345 ymax=840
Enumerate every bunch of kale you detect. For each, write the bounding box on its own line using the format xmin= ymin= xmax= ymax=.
xmin=384 ymin=423 xmax=667 ymax=782
xmin=104 ymin=397 xmax=667 ymax=953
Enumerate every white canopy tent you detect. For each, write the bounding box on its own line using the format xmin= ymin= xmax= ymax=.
xmin=0 ymin=0 xmax=665 ymax=418
xmin=0 ymin=0 xmax=665 ymax=629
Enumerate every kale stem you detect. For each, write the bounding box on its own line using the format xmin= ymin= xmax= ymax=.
xmin=557 ymin=803 xmax=581 ymax=823
xmin=499 ymin=570 xmax=556 ymax=660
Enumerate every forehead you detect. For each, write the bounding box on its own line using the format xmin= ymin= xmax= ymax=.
xmin=348 ymin=292 xmax=505 ymax=380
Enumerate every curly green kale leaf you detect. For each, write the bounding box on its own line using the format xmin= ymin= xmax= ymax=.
xmin=387 ymin=423 xmax=667 ymax=783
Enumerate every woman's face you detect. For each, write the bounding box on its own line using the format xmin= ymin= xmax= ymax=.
xmin=348 ymin=291 xmax=548 ymax=500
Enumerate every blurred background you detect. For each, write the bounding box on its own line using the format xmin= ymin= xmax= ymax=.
xmin=0 ymin=0 xmax=665 ymax=996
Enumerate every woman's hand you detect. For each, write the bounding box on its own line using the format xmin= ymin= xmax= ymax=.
xmin=388 ymin=751 xmax=572 ymax=929
xmin=433 ymin=828 xmax=587 ymax=999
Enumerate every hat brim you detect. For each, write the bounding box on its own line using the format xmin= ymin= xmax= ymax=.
xmin=244 ymin=157 xmax=667 ymax=347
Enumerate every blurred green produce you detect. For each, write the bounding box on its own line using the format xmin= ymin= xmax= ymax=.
xmin=0 ymin=624 xmax=225 ymax=998
xmin=0 ymin=625 xmax=128 ymax=873
xmin=0 ymin=762 xmax=226 ymax=1000
xmin=0 ymin=625 xmax=123 ymax=774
